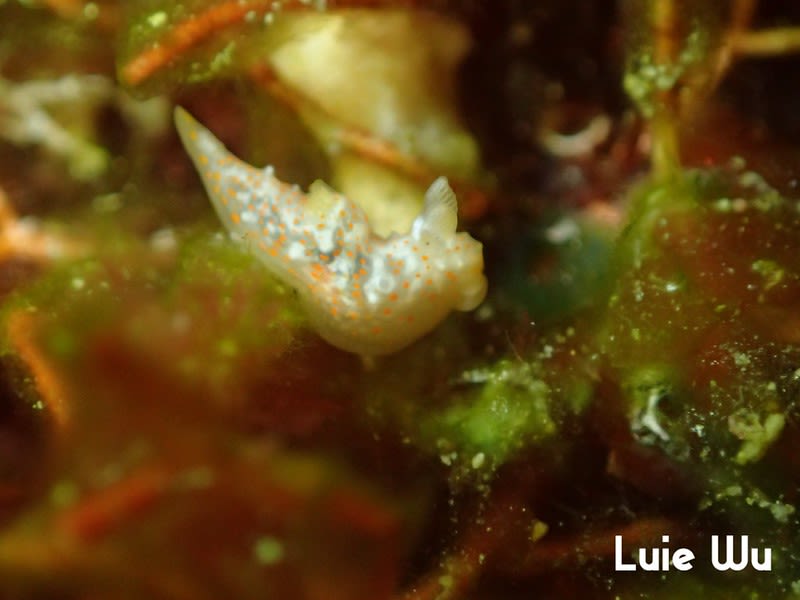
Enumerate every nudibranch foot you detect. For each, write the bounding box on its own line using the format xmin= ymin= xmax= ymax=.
xmin=174 ymin=106 xmax=487 ymax=356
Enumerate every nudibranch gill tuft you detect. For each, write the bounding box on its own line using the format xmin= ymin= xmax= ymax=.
xmin=174 ymin=107 xmax=487 ymax=356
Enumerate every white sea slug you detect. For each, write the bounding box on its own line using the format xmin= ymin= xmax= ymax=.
xmin=174 ymin=107 xmax=487 ymax=356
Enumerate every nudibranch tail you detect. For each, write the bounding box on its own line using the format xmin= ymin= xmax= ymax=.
xmin=174 ymin=107 xmax=288 ymax=242
xmin=175 ymin=106 xmax=488 ymax=356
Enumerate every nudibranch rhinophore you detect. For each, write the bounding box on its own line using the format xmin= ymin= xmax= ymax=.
xmin=174 ymin=107 xmax=487 ymax=356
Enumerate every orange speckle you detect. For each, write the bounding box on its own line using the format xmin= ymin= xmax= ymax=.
xmin=231 ymin=213 xmax=241 ymax=224
xmin=422 ymin=255 xmax=429 ymax=261
xmin=383 ymin=308 xmax=392 ymax=316
xmin=389 ymin=293 xmax=398 ymax=301
xmin=402 ymin=281 xmax=410 ymax=289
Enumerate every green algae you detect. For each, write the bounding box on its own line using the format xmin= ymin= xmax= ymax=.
xmin=426 ymin=359 xmax=556 ymax=473
xmin=593 ymin=166 xmax=800 ymax=593
xmin=729 ymin=410 xmax=785 ymax=465
xmin=359 ymin=321 xmax=593 ymax=487
xmin=0 ymin=226 xmax=306 ymax=407
xmin=623 ymin=26 xmax=710 ymax=119
xmin=601 ymin=166 xmax=800 ymax=428
xmin=622 ymin=1 xmax=724 ymax=119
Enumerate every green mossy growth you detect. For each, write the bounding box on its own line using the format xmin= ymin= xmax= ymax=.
xmin=622 ymin=1 xmax=724 ymax=119
xmin=360 ymin=321 xmax=592 ymax=486
xmin=598 ymin=166 xmax=800 ymax=579
xmin=425 ymin=359 xmax=556 ymax=473
xmin=602 ymin=166 xmax=800 ymax=456
xmin=0 ymin=226 xmax=306 ymax=409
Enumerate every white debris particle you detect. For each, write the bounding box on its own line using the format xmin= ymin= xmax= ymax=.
xmin=147 ymin=11 xmax=168 ymax=28
xmin=471 ymin=452 xmax=485 ymax=469
xmin=545 ymin=217 xmax=580 ymax=244
xmin=83 ymin=2 xmax=99 ymax=20
xmin=150 ymin=228 xmax=177 ymax=253
xmin=439 ymin=452 xmax=457 ymax=466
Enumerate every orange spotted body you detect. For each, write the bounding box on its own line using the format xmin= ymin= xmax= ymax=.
xmin=175 ymin=107 xmax=487 ymax=355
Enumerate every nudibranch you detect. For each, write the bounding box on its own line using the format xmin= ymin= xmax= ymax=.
xmin=174 ymin=107 xmax=487 ymax=356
